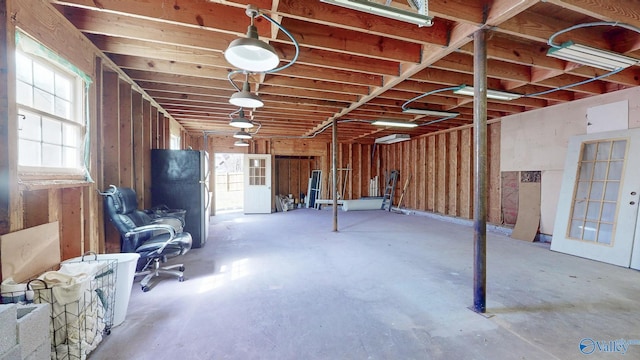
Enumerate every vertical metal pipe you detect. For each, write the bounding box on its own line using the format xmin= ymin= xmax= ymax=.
xmin=332 ymin=118 xmax=338 ymax=232
xmin=473 ymin=28 xmax=487 ymax=314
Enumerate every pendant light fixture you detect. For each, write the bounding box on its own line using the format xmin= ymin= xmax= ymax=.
xmin=224 ymin=5 xmax=299 ymax=74
xmin=224 ymin=6 xmax=280 ymax=72
xmin=234 ymin=140 xmax=250 ymax=147
xmin=229 ymin=109 xmax=254 ymax=128
xmin=229 ymin=73 xmax=264 ymax=108
xmin=233 ymin=129 xmax=252 ymax=139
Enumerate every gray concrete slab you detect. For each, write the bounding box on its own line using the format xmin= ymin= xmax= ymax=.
xmin=89 ymin=209 xmax=640 ymax=360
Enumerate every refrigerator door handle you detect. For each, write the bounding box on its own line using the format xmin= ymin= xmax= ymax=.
xmin=201 ymin=181 xmax=211 ymax=210
xmin=204 ymin=151 xmax=211 ymax=180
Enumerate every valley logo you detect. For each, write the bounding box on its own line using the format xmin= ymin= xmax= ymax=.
xmin=579 ymin=338 xmax=640 ymax=355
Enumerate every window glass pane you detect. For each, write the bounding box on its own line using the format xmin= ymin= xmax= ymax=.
xmin=16 ymin=48 xmax=84 ymax=172
xmin=586 ymin=201 xmax=600 ymax=221
xmin=583 ymin=222 xmax=597 ymax=241
xmin=20 ymin=112 xmax=41 ymax=141
xmin=55 ymin=73 xmax=72 ymax=101
xmin=569 ymin=220 xmax=583 ymax=239
xmin=604 ymin=182 xmax=620 ymax=201
xmin=33 ymin=88 xmax=54 ymax=113
xmin=63 ymin=147 xmax=78 ymax=167
xmin=42 ymin=118 xmax=62 ymax=145
xmin=576 ymin=181 xmax=589 ymax=200
xmin=42 ymin=144 xmax=62 ymax=167
xmin=611 ymin=140 xmax=627 ymax=160
xmin=16 ymin=81 xmax=33 ymax=106
xmin=579 ymin=162 xmax=593 ymax=180
xmin=54 ymin=98 xmax=71 ymax=119
xmin=608 ymin=161 xmax=623 ymax=181
xmin=598 ymin=223 xmax=613 ymax=245
xmin=19 ymin=139 xmax=41 ymax=166
xmin=33 ymin=62 xmax=54 ymax=93
xmin=596 ymin=142 xmax=611 ymax=160
xmin=63 ymin=124 xmax=79 ymax=147
xmin=15 ymin=53 xmax=32 ymax=83
xmin=601 ymin=202 xmax=616 ymax=223
xmin=593 ymin=162 xmax=608 ymax=180
xmin=589 ymin=181 xmax=603 ymax=200
xmin=583 ymin=143 xmax=597 ymax=161
xmin=573 ymin=200 xmax=587 ymax=219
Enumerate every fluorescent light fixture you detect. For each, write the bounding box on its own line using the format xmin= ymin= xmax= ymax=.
xmin=229 ymin=109 xmax=254 ymax=128
xmin=233 ymin=129 xmax=252 ymax=139
xmin=234 ymin=140 xmax=250 ymax=147
xmin=453 ymin=85 xmax=522 ymax=101
xmin=372 ymin=120 xmax=418 ymax=128
xmin=229 ymin=81 xmax=264 ymax=108
xmin=224 ymin=7 xmax=280 ymax=72
xmin=320 ymin=0 xmax=433 ymax=27
xmin=403 ymin=108 xmax=459 ymax=117
xmin=375 ymin=134 xmax=410 ymax=144
xmin=547 ymin=41 xmax=639 ymax=71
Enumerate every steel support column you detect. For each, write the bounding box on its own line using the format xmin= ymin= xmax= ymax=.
xmin=332 ymin=117 xmax=338 ymax=232
xmin=473 ymin=28 xmax=488 ymax=314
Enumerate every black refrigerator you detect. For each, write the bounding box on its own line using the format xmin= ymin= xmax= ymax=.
xmin=151 ymin=149 xmax=211 ymax=248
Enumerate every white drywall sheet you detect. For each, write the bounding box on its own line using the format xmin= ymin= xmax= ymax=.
xmin=586 ymin=100 xmax=628 ymax=134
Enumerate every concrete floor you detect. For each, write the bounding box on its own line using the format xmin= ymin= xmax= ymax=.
xmin=89 ymin=209 xmax=640 ymax=360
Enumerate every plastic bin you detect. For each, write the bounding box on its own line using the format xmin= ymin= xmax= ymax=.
xmin=63 ymin=253 xmax=140 ymax=327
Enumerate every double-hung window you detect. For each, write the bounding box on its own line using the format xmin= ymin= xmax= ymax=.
xmin=16 ymin=32 xmax=88 ymax=178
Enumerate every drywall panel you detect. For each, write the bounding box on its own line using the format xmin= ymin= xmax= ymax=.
xmin=501 ymin=108 xmax=583 ymax=171
xmin=501 ymin=87 xmax=640 ymax=172
xmin=587 ymin=100 xmax=628 ymax=134
xmin=540 ymin=170 xmax=563 ymax=235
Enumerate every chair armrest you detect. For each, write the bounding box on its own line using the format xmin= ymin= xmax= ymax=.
xmin=150 ymin=217 xmax=184 ymax=231
xmin=125 ymin=224 xmax=184 ymax=255
xmin=125 ymin=223 xmax=176 ymax=240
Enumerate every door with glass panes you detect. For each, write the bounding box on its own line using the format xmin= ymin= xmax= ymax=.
xmin=551 ymin=128 xmax=640 ymax=269
xmin=243 ymin=154 xmax=272 ymax=214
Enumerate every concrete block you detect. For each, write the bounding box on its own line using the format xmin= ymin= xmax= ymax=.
xmin=0 ymin=305 xmax=17 ymax=355
xmin=23 ymin=341 xmax=50 ymax=360
xmin=16 ymin=304 xmax=50 ymax=360
xmin=0 ymin=345 xmax=20 ymax=360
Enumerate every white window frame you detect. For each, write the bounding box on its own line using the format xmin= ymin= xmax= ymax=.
xmin=170 ymin=134 xmax=181 ymax=150
xmin=15 ymin=37 xmax=87 ymax=179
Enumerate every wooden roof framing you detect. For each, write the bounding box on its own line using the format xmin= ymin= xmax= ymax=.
xmin=51 ymin=0 xmax=640 ymax=142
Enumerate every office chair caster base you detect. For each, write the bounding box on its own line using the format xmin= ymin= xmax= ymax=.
xmin=178 ymin=276 xmax=184 ymax=282
xmin=179 ymin=266 xmax=185 ymax=272
xmin=142 ymin=285 xmax=150 ymax=292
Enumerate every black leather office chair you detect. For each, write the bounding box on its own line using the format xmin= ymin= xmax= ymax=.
xmin=100 ymin=186 xmax=192 ymax=292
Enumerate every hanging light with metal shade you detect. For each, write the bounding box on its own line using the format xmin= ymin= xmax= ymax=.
xmin=229 ymin=80 xmax=264 ymax=108
xmin=234 ymin=140 xmax=250 ymax=147
xmin=224 ymin=6 xmax=280 ymax=72
xmin=233 ymin=129 xmax=253 ymax=139
xmin=229 ymin=109 xmax=254 ymax=128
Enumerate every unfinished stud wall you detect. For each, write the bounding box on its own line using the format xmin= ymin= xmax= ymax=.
xmin=379 ymin=123 xmax=501 ymax=224
xmin=0 ymin=0 xmax=183 ymax=274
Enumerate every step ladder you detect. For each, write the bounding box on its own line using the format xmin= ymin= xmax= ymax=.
xmin=380 ymin=170 xmax=399 ymax=211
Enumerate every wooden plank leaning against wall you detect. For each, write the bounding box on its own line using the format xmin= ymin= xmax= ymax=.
xmin=0 ymin=0 xmax=176 ymax=277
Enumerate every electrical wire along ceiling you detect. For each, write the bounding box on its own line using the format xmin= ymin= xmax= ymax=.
xmin=52 ymin=0 xmax=640 ymax=143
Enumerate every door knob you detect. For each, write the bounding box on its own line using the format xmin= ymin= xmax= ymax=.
xmin=631 ymin=201 xmax=636 ymax=205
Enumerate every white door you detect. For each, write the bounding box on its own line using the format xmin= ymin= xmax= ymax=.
xmin=244 ymin=154 xmax=272 ymax=214
xmin=551 ymin=128 xmax=640 ymax=269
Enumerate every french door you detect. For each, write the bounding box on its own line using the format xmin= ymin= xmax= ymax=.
xmin=551 ymin=128 xmax=640 ymax=269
